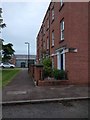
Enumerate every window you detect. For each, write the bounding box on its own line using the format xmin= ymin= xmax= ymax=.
xmin=61 ymin=0 xmax=64 ymax=6
xmin=47 ymin=38 xmax=49 ymax=50
xmin=52 ymin=31 xmax=54 ymax=46
xmin=47 ymin=18 xmax=49 ymax=29
xmin=52 ymin=57 xmax=54 ymax=69
xmin=60 ymin=19 xmax=64 ymax=40
xmin=43 ymin=25 xmax=45 ymax=35
xmin=43 ymin=40 xmax=46 ymax=50
xmin=41 ymin=28 xmax=43 ymax=33
xmin=52 ymin=8 xmax=54 ymax=21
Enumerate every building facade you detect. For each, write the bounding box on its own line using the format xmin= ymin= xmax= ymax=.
xmin=37 ymin=2 xmax=89 ymax=85
xmin=12 ymin=54 xmax=36 ymax=68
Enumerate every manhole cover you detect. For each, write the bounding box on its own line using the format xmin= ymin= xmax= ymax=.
xmin=7 ymin=91 xmax=27 ymax=95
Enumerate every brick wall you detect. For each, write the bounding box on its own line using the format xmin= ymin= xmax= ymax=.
xmin=29 ymin=64 xmax=43 ymax=85
xmin=36 ymin=2 xmax=89 ymax=85
xmin=88 ymin=1 xmax=90 ymax=85
xmin=65 ymin=3 xmax=88 ymax=84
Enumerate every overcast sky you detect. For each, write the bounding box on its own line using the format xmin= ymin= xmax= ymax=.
xmin=1 ymin=1 xmax=50 ymax=55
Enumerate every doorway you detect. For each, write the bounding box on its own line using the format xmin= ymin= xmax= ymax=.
xmin=21 ymin=62 xmax=26 ymax=68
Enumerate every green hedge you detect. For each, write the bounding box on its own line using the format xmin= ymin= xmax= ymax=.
xmin=52 ymin=69 xmax=67 ymax=80
xmin=42 ymin=58 xmax=68 ymax=80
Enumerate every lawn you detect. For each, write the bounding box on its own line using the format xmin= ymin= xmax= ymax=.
xmin=0 ymin=68 xmax=21 ymax=87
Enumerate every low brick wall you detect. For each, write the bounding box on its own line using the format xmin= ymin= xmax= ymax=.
xmin=29 ymin=64 xmax=43 ymax=83
xmin=29 ymin=64 xmax=35 ymax=77
xmin=29 ymin=65 xmax=89 ymax=86
xmin=37 ymin=79 xmax=69 ymax=86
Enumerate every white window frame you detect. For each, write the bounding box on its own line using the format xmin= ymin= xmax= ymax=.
xmin=43 ymin=40 xmax=46 ymax=50
xmin=52 ymin=8 xmax=54 ymax=21
xmin=52 ymin=57 xmax=54 ymax=69
xmin=61 ymin=0 xmax=64 ymax=6
xmin=60 ymin=20 xmax=64 ymax=40
xmin=47 ymin=38 xmax=49 ymax=50
xmin=47 ymin=18 xmax=49 ymax=29
xmin=52 ymin=31 xmax=54 ymax=46
xmin=43 ymin=25 xmax=45 ymax=34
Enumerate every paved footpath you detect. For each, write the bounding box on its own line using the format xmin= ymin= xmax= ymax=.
xmin=2 ymin=69 xmax=89 ymax=103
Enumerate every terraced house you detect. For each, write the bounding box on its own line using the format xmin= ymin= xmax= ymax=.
xmin=36 ymin=1 xmax=90 ymax=85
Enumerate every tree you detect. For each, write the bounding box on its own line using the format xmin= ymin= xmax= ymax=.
xmin=2 ymin=43 xmax=15 ymax=62
xmin=0 ymin=23 xmax=6 ymax=29
xmin=0 ymin=7 xmax=6 ymax=62
xmin=0 ymin=8 xmax=6 ymax=31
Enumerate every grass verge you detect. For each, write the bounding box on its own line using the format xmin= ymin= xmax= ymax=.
xmin=1 ymin=68 xmax=21 ymax=87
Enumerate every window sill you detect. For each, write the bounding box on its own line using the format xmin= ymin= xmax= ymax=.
xmin=51 ymin=19 xmax=54 ymax=24
xmin=51 ymin=45 xmax=54 ymax=48
xmin=59 ymin=39 xmax=64 ymax=43
xmin=59 ymin=3 xmax=64 ymax=12
xmin=46 ymin=28 xmax=49 ymax=31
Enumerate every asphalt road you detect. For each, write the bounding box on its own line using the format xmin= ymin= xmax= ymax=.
xmin=2 ymin=100 xmax=89 ymax=118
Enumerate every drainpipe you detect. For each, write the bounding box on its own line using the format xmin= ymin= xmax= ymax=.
xmin=48 ymin=7 xmax=50 ymax=57
xmin=41 ymin=24 xmax=43 ymax=63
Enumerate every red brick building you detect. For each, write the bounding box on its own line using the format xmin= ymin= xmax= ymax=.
xmin=36 ymin=2 xmax=89 ymax=85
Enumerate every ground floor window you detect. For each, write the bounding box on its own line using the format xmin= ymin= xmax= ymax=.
xmin=52 ymin=57 xmax=54 ymax=69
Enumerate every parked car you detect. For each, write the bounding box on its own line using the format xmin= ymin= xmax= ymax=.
xmin=0 ymin=62 xmax=15 ymax=68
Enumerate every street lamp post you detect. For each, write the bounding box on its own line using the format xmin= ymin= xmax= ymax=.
xmin=25 ymin=42 xmax=30 ymax=71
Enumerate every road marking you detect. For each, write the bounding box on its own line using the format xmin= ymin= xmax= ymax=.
xmin=7 ymin=91 xmax=27 ymax=95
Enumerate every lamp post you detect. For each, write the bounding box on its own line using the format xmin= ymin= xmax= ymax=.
xmin=25 ymin=42 xmax=30 ymax=71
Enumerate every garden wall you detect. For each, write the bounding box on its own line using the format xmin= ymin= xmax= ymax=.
xmin=29 ymin=64 xmax=89 ymax=86
xmin=29 ymin=64 xmax=69 ymax=86
xmin=37 ymin=79 xmax=69 ymax=86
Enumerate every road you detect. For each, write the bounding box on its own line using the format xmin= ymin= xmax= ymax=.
xmin=2 ymin=100 xmax=89 ymax=118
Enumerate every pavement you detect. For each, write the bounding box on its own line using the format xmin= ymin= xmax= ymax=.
xmin=2 ymin=68 xmax=89 ymax=104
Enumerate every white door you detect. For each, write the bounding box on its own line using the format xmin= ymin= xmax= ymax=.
xmin=57 ymin=52 xmax=61 ymax=70
xmin=57 ymin=50 xmax=65 ymax=70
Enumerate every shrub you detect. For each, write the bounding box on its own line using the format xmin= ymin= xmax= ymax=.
xmin=52 ymin=69 xmax=60 ymax=80
xmin=42 ymin=58 xmax=52 ymax=68
xmin=43 ymin=66 xmax=52 ymax=79
xmin=59 ymin=70 xmax=67 ymax=79
xmin=42 ymin=58 xmax=52 ymax=79
xmin=53 ymin=69 xmax=67 ymax=80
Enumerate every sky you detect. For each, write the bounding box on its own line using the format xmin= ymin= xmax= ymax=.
xmin=1 ymin=1 xmax=50 ymax=55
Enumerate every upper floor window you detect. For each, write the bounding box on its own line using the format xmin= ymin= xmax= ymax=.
xmin=52 ymin=57 xmax=54 ymax=69
xmin=47 ymin=18 xmax=49 ymax=29
xmin=47 ymin=37 xmax=49 ymax=50
xmin=41 ymin=28 xmax=43 ymax=33
xmin=43 ymin=40 xmax=46 ymax=50
xmin=43 ymin=25 xmax=45 ymax=35
xmin=51 ymin=8 xmax=54 ymax=21
xmin=61 ymin=0 xmax=64 ymax=6
xmin=60 ymin=19 xmax=64 ymax=40
xmin=52 ymin=31 xmax=54 ymax=46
